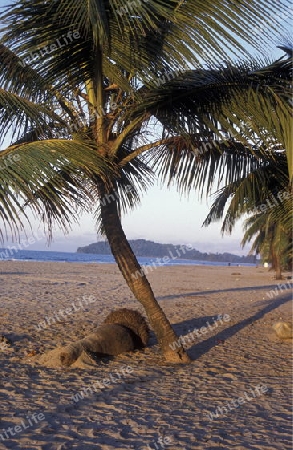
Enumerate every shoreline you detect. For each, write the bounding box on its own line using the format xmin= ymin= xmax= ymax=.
xmin=0 ymin=248 xmax=258 ymax=267
xmin=0 ymin=253 xmax=258 ymax=267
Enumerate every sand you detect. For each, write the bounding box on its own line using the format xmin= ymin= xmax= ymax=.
xmin=0 ymin=261 xmax=292 ymax=450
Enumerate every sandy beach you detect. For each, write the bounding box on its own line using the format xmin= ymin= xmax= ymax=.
xmin=0 ymin=261 xmax=292 ymax=450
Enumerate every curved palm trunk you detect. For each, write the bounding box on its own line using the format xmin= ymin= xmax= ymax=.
xmin=99 ymin=187 xmax=191 ymax=364
xmin=272 ymin=252 xmax=283 ymax=280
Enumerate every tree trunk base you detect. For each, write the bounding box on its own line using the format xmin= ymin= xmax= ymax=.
xmin=162 ymin=347 xmax=191 ymax=364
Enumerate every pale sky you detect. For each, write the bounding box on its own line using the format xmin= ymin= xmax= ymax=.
xmin=0 ymin=1 xmax=290 ymax=255
xmin=20 ymin=185 xmax=250 ymax=255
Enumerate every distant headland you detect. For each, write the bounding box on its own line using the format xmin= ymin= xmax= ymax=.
xmin=77 ymin=239 xmax=256 ymax=264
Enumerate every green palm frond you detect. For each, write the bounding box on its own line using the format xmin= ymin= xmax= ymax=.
xmin=0 ymin=88 xmax=68 ymax=144
xmin=0 ymin=139 xmax=112 ymax=240
xmin=202 ymin=152 xmax=289 ymax=232
xmin=144 ymin=139 xmax=266 ymax=196
xmin=241 ymin=206 xmax=292 ymax=269
xmin=126 ymin=58 xmax=292 ymax=183
xmin=242 ymin=213 xmax=267 ymax=248
xmin=0 ymin=0 xmax=290 ymax=90
xmin=268 ymin=191 xmax=293 ymax=234
xmin=134 ymin=59 xmax=291 ymax=137
xmin=0 ymin=43 xmax=50 ymax=100
xmin=0 ymin=43 xmax=81 ymax=121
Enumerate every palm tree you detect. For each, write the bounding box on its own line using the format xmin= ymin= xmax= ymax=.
xmin=197 ymin=44 xmax=292 ymax=277
xmin=241 ymin=208 xmax=292 ymax=279
xmin=0 ymin=1 xmax=291 ymax=363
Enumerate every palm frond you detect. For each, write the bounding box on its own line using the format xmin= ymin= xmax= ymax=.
xmin=241 ymin=205 xmax=292 ymax=267
xmin=0 ymin=139 xmax=113 ymax=240
xmin=128 ymin=58 xmax=292 ymax=182
xmin=0 ymin=43 xmax=50 ymax=101
xmin=202 ymin=152 xmax=289 ymax=232
xmin=0 ymin=0 xmax=290 ymax=91
xmin=144 ymin=138 xmax=266 ymax=196
xmin=0 ymin=88 xmax=68 ymax=144
xmin=133 ymin=58 xmax=291 ymax=133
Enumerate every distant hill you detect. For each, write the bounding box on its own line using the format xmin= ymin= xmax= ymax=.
xmin=77 ymin=239 xmax=256 ymax=264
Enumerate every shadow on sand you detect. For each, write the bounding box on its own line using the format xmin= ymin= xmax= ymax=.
xmin=0 ymin=271 xmax=31 ymax=275
xmin=170 ymin=292 xmax=292 ymax=360
xmin=157 ymin=283 xmax=291 ymax=301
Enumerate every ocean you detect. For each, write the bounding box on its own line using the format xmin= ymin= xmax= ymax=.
xmin=0 ymin=249 xmax=256 ymax=267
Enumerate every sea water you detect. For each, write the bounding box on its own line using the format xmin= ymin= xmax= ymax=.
xmin=0 ymin=249 xmax=256 ymax=267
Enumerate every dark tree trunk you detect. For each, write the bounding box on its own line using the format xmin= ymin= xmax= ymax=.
xmin=271 ymin=250 xmax=283 ymax=280
xmin=99 ymin=187 xmax=191 ymax=364
xmin=274 ymin=257 xmax=283 ymax=280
